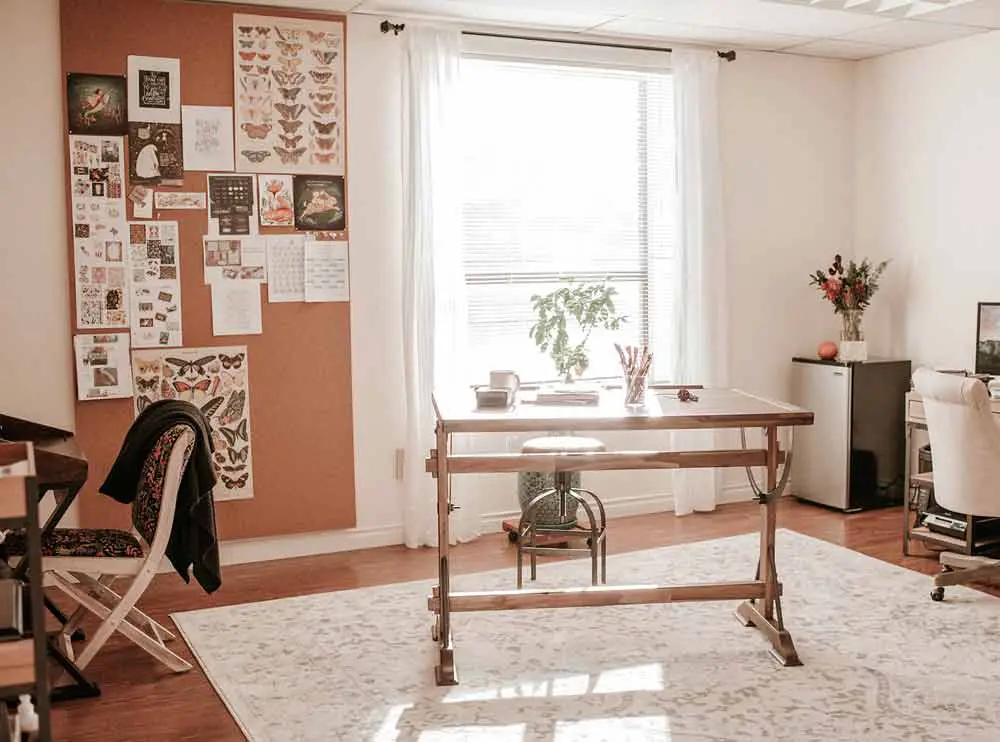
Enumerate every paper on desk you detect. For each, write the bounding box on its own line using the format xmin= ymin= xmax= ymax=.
xmin=265 ymin=235 xmax=305 ymax=302
xmin=212 ymin=281 xmax=262 ymax=336
xmin=304 ymin=240 xmax=349 ymax=303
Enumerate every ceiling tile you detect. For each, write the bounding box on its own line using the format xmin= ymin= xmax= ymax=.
xmin=908 ymin=0 xmax=1000 ymax=27
xmin=628 ymin=0 xmax=889 ymax=37
xmin=360 ymin=0 xmax=620 ymax=30
xmin=836 ymin=17 xmax=986 ymax=46
xmin=591 ymin=17 xmax=811 ymax=51
xmin=785 ymin=37 xmax=898 ymax=58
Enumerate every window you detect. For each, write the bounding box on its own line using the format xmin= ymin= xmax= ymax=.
xmin=459 ymin=48 xmax=676 ymax=384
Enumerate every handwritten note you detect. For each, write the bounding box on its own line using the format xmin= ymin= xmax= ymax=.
xmin=304 ymin=240 xmax=349 ymax=303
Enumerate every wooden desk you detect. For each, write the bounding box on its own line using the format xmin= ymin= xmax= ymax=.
xmin=425 ymin=386 xmax=814 ymax=685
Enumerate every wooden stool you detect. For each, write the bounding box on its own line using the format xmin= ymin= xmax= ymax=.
xmin=516 ymin=436 xmax=608 ymax=588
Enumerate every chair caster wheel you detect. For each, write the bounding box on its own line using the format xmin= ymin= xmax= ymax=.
xmin=507 ymin=530 xmax=519 ymax=544
xmin=930 ymin=587 xmax=945 ymax=602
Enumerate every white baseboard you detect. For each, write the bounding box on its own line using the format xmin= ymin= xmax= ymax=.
xmin=216 ymin=523 xmax=404 ymax=567
xmin=209 ymin=484 xmax=756 ymax=568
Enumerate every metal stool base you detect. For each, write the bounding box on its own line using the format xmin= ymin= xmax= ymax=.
xmin=516 ymin=472 xmax=608 ymax=588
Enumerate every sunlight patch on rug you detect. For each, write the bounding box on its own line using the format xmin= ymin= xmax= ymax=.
xmin=172 ymin=530 xmax=1000 ymax=742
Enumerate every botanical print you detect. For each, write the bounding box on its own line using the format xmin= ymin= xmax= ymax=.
xmin=131 ymin=346 xmax=253 ymax=501
xmin=233 ymin=14 xmax=345 ymax=175
xmin=259 ymin=174 xmax=293 ymax=226
xmin=67 ymin=73 xmax=127 ymax=135
xmin=70 ymin=134 xmax=129 ymax=328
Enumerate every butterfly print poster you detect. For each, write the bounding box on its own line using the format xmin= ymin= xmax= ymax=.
xmin=70 ymin=134 xmax=129 ymax=329
xmin=181 ymin=105 xmax=234 ymax=172
xmin=233 ymin=14 xmax=345 ymax=175
xmin=128 ymin=221 xmax=183 ymax=348
xmin=131 ymin=346 xmax=254 ymax=501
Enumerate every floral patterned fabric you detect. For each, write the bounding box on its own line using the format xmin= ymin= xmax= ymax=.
xmin=5 ymin=528 xmax=143 ymax=558
xmin=4 ymin=424 xmax=193 ymax=561
xmin=132 ymin=424 xmax=195 ymax=545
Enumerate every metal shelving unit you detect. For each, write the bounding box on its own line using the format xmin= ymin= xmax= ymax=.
xmin=0 ymin=442 xmax=51 ymax=742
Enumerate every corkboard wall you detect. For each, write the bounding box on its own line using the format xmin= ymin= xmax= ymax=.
xmin=61 ymin=0 xmax=357 ymax=539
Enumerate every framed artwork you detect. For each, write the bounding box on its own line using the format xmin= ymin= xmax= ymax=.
xmin=67 ymin=73 xmax=127 ymax=135
xmin=975 ymin=302 xmax=1000 ymax=375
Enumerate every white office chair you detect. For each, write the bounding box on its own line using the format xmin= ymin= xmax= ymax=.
xmin=912 ymin=367 xmax=1000 ymax=600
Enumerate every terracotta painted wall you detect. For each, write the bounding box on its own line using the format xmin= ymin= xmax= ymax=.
xmin=61 ymin=0 xmax=357 ymax=539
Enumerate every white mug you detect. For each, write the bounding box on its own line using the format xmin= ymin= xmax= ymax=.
xmin=489 ymin=370 xmax=520 ymax=392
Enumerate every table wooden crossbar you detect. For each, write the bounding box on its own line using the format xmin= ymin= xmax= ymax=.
xmin=425 ymin=386 xmax=814 ymax=685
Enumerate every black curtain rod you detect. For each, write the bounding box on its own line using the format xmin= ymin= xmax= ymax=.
xmin=379 ymin=21 xmax=736 ymax=61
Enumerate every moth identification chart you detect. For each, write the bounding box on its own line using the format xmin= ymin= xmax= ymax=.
xmin=232 ymin=13 xmax=345 ymax=175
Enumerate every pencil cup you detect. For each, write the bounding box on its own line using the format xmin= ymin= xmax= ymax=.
xmin=624 ymin=373 xmax=647 ymax=408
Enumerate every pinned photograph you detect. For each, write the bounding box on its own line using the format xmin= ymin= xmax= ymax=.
xmin=67 ymin=73 xmax=127 ymax=135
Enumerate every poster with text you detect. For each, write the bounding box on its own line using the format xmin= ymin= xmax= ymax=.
xmin=131 ymin=346 xmax=253 ymax=501
xmin=70 ymin=134 xmax=129 ymax=328
xmin=233 ymin=14 xmax=345 ymax=175
xmin=73 ymin=333 xmax=134 ymax=401
xmin=127 ymin=56 xmax=181 ymax=124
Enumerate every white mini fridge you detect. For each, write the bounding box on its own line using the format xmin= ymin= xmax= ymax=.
xmin=789 ymin=357 xmax=911 ymax=511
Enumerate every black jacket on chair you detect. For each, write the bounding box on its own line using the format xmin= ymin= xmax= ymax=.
xmin=99 ymin=400 xmax=222 ymax=594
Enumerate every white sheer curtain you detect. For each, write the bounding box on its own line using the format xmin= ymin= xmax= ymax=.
xmin=401 ymin=25 xmax=481 ymax=548
xmin=668 ymin=48 xmax=730 ymax=516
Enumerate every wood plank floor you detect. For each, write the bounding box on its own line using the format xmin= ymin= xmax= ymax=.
xmin=49 ymin=499 xmax=987 ymax=741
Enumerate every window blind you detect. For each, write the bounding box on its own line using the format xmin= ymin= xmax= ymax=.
xmin=459 ymin=55 xmax=676 ymax=384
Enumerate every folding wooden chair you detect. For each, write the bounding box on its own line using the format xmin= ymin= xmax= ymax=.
xmin=7 ymin=424 xmax=196 ymax=673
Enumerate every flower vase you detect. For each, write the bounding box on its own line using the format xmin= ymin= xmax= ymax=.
xmin=839 ymin=309 xmax=867 ymax=362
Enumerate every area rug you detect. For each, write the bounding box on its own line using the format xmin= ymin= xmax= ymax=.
xmin=172 ymin=530 xmax=1000 ymax=741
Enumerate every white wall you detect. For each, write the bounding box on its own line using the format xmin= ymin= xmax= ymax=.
xmin=0 ymin=0 xmax=75 ymax=431
xmin=856 ymin=30 xmax=1000 ymax=370
xmin=0 ymin=6 xmax=857 ymax=562
xmin=337 ymin=28 xmax=858 ymax=549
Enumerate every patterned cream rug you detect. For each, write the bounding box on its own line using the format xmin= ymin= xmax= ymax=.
xmin=172 ymin=530 xmax=1000 ymax=741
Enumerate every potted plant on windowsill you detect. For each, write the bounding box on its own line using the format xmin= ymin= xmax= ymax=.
xmin=529 ymin=278 xmax=628 ymax=384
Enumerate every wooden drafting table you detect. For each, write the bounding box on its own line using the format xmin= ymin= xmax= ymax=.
xmin=424 ymin=386 xmax=815 ymax=685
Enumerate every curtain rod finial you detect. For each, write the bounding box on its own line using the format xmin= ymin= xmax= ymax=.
xmin=380 ymin=20 xmax=406 ymax=36
xmin=718 ymin=49 xmax=736 ymax=61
